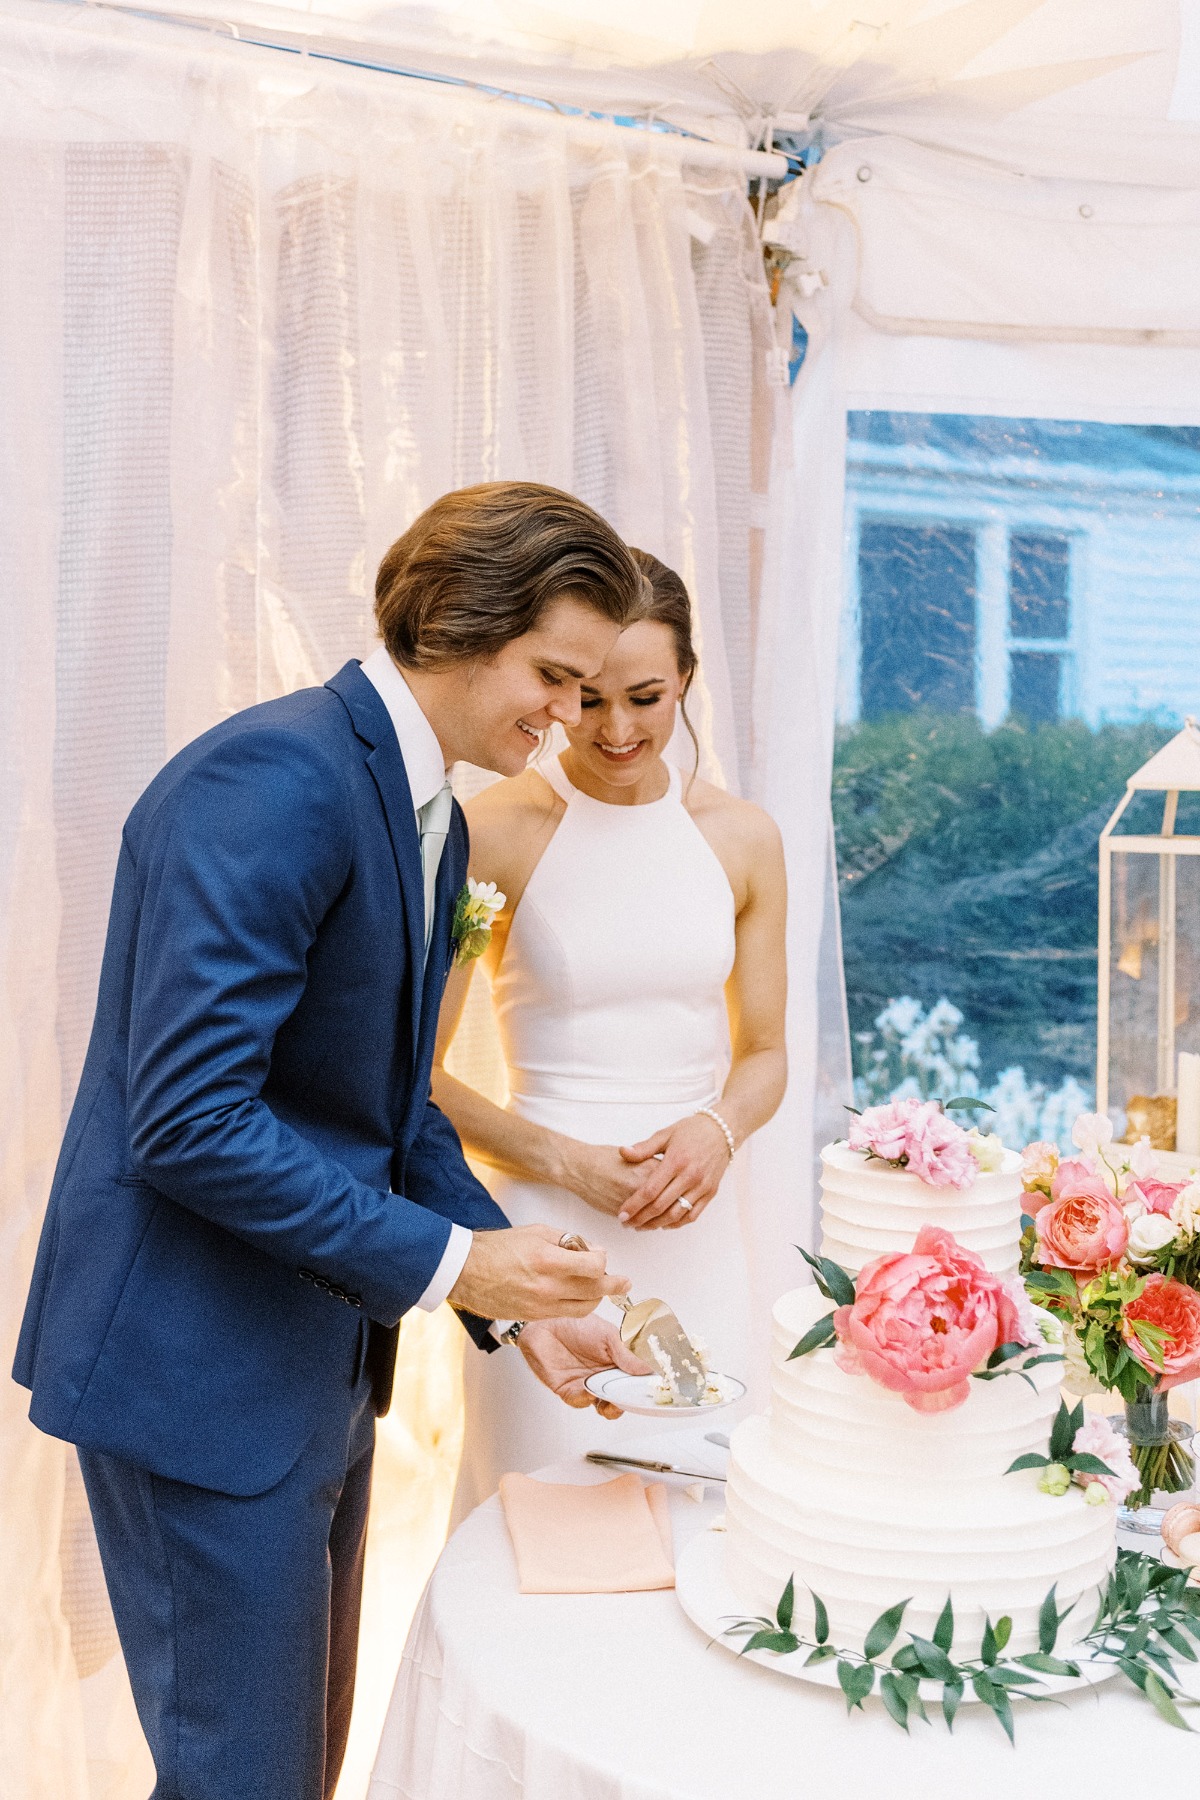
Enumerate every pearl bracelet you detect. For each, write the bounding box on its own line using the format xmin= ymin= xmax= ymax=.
xmin=695 ymin=1104 xmax=736 ymax=1161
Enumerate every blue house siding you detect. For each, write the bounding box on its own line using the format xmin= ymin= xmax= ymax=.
xmin=840 ymin=414 xmax=1200 ymax=730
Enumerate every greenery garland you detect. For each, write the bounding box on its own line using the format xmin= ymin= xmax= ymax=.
xmin=723 ymin=1551 xmax=1200 ymax=1741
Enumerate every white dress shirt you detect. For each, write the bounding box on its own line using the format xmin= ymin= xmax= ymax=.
xmin=360 ymin=647 xmax=473 ymax=1314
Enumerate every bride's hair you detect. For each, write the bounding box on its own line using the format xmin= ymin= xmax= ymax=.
xmin=627 ymin=548 xmax=700 ymax=775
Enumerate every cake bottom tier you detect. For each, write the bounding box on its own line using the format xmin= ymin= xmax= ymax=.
xmin=724 ymin=1415 xmax=1115 ymax=1659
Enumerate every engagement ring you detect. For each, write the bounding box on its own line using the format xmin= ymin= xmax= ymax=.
xmin=675 ymin=1197 xmax=693 ymax=1213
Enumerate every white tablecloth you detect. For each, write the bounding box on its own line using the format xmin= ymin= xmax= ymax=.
xmin=368 ymin=1430 xmax=1200 ymax=1800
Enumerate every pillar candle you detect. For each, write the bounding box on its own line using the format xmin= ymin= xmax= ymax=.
xmin=1178 ymin=1051 xmax=1200 ymax=1156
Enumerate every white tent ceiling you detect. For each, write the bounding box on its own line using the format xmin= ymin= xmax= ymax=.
xmin=76 ymin=0 xmax=1200 ymax=181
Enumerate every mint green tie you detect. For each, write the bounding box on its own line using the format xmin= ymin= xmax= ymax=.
xmin=417 ymin=782 xmax=454 ymax=963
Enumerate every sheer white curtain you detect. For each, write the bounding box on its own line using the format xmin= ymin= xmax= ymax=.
xmin=0 ymin=4 xmax=782 ymax=1793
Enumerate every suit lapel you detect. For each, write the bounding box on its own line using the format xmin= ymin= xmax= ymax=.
xmin=326 ymin=662 xmax=426 ymax=1042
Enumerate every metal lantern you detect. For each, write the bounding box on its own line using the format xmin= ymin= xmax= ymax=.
xmin=1098 ymin=717 xmax=1200 ymax=1154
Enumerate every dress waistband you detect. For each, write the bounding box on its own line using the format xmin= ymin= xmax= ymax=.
xmin=506 ymin=1071 xmax=719 ymax=1107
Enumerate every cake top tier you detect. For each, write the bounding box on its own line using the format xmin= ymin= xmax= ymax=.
xmin=819 ymin=1139 xmax=1025 ymax=1276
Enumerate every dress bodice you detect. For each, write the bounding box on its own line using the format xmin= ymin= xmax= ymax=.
xmin=487 ymin=756 xmax=737 ymax=1107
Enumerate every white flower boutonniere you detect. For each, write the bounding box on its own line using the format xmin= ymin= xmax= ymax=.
xmin=452 ymin=878 xmax=506 ymax=967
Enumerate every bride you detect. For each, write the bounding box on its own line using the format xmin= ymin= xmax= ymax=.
xmin=436 ymin=550 xmax=787 ymax=1514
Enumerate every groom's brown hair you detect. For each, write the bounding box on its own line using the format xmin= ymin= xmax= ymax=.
xmin=375 ymin=483 xmax=644 ymax=668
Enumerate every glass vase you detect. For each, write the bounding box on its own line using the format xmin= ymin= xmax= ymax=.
xmin=1116 ymin=1391 xmax=1195 ymax=1535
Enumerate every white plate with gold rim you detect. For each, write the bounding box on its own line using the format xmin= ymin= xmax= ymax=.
xmin=583 ymin=1370 xmax=745 ymax=1418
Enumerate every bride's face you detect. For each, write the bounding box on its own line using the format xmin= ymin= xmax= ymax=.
xmin=565 ymin=619 xmax=685 ymax=785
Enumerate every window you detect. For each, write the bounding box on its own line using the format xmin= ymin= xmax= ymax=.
xmin=1008 ymin=531 xmax=1071 ymax=721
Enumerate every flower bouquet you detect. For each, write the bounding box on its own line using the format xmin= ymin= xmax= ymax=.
xmin=1019 ymin=1114 xmax=1200 ymax=1512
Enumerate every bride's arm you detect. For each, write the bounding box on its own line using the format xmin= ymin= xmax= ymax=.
xmin=618 ymin=804 xmax=788 ymax=1230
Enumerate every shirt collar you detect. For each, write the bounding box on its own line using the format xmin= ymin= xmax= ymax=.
xmin=359 ymin=647 xmax=448 ymax=815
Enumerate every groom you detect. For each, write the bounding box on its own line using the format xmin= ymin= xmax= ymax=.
xmin=14 ymin=483 xmax=649 ymax=1800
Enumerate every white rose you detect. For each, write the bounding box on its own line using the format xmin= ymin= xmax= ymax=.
xmin=1128 ymin=1135 xmax=1157 ymax=1181
xmin=1171 ymin=1182 xmax=1200 ymax=1238
xmin=1127 ymin=1211 xmax=1179 ymax=1265
xmin=1061 ymin=1325 xmax=1106 ymax=1398
xmin=967 ymin=1129 xmax=1006 ymax=1173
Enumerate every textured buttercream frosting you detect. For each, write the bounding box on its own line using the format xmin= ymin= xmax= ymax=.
xmin=723 ymin=1149 xmax=1117 ymax=1659
xmin=819 ymin=1140 xmax=1024 ymax=1276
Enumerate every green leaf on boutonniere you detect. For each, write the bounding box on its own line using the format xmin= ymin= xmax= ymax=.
xmin=864 ymin=1599 xmax=911 ymax=1660
xmin=788 ymin=1311 xmax=838 ymax=1360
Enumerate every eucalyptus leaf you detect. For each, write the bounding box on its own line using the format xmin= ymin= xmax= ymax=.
xmin=1144 ymin=1671 xmax=1193 ymax=1732
xmin=942 ymin=1677 xmax=963 ymax=1732
xmin=864 ymin=1599 xmax=911 ymax=1661
xmin=788 ymin=1313 xmax=838 ymax=1360
xmin=879 ymin=1671 xmax=910 ymax=1732
xmin=837 ymin=1659 xmax=875 ymax=1712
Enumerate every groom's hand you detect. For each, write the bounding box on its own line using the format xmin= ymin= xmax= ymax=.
xmin=447 ymin=1224 xmax=629 ymax=1321
xmin=516 ymin=1316 xmax=652 ymax=1416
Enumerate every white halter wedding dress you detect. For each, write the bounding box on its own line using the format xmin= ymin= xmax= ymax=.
xmin=453 ymin=754 xmax=752 ymax=1518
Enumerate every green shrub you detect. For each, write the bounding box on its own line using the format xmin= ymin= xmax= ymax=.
xmin=833 ymin=713 xmax=1175 ymax=1088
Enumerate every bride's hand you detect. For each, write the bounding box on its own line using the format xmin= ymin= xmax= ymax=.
xmin=615 ymin=1114 xmax=731 ymax=1231
xmin=560 ymin=1141 xmax=657 ymax=1218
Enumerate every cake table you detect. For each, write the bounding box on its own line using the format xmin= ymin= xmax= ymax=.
xmin=366 ymin=1429 xmax=1200 ymax=1800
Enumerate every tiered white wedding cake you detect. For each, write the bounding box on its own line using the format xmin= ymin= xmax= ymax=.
xmin=724 ymin=1115 xmax=1118 ymax=1658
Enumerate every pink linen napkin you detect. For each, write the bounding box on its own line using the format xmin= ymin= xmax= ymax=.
xmin=499 ymin=1472 xmax=675 ymax=1594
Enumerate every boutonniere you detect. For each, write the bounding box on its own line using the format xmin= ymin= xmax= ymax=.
xmin=452 ymin=878 xmax=506 ymax=966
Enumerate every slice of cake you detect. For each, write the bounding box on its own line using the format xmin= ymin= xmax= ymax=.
xmin=724 ymin=1103 xmax=1118 ymax=1659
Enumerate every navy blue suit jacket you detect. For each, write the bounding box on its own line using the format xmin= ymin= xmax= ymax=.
xmin=14 ymin=661 xmax=507 ymax=1496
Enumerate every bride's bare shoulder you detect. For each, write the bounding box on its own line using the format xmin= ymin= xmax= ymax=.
xmin=463 ymin=768 xmax=563 ymax=885
xmin=686 ymin=778 xmax=782 ymax=851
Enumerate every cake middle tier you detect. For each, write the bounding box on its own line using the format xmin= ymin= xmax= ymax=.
xmin=768 ymin=1286 xmax=1057 ymax=1484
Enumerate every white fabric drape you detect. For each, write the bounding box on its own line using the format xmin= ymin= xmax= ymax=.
xmin=0 ymin=4 xmax=789 ymax=1793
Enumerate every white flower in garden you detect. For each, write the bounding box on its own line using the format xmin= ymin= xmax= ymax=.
xmin=1127 ymin=1211 xmax=1179 ymax=1265
xmin=1171 ymin=1182 xmax=1200 ymax=1238
xmin=967 ymin=1129 xmax=1006 ymax=1173
xmin=1072 ymin=1112 xmax=1114 ymax=1159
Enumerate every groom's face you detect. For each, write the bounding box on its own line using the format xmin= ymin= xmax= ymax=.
xmin=455 ymin=597 xmax=621 ymax=775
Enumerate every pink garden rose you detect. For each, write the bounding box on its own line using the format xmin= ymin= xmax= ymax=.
xmin=833 ymin=1226 xmax=1020 ymax=1413
xmin=848 ymin=1098 xmax=978 ymax=1191
xmin=1050 ymin=1157 xmax=1116 ymax=1205
xmin=1035 ymin=1186 xmax=1128 ymax=1275
xmin=1124 ymin=1177 xmax=1186 ymax=1218
xmin=1122 ymin=1275 xmax=1200 ymax=1390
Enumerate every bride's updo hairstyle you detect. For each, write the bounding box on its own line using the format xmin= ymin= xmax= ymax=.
xmin=376 ymin=481 xmax=644 ymax=668
xmin=628 ymin=547 xmax=701 ymax=772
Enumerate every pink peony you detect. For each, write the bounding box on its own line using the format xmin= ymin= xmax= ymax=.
xmin=847 ymin=1098 xmax=978 ymax=1191
xmin=1071 ymin=1414 xmax=1140 ymax=1505
xmin=1051 ymin=1157 xmax=1116 ymax=1205
xmin=832 ymin=1226 xmax=1019 ymax=1414
xmin=1035 ymin=1187 xmax=1128 ymax=1275
xmin=1122 ymin=1275 xmax=1200 ymax=1389
xmin=1124 ymin=1178 xmax=1186 ymax=1218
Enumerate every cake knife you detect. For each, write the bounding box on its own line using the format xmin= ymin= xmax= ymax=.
xmin=585 ymin=1451 xmax=725 ymax=1481
xmin=559 ymin=1232 xmax=708 ymax=1403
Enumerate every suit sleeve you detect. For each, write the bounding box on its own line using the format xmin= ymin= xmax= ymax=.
xmin=400 ymin=1096 xmax=510 ymax=1351
xmin=126 ymin=728 xmax=451 ymax=1327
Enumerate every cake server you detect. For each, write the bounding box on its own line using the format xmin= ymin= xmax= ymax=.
xmin=559 ymin=1232 xmax=708 ymax=1403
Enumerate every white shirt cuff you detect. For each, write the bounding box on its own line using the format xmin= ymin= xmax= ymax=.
xmin=415 ymin=1222 xmax=472 ymax=1312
